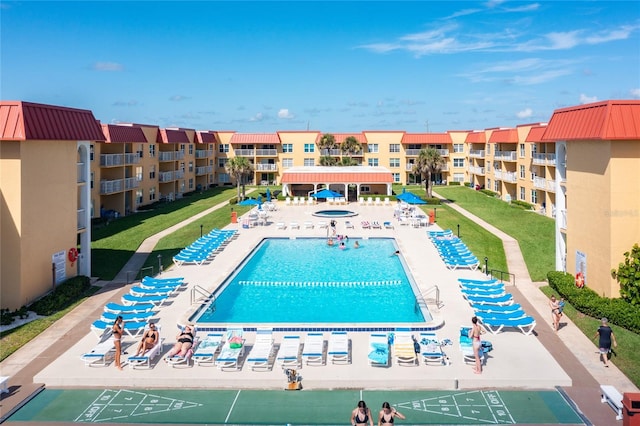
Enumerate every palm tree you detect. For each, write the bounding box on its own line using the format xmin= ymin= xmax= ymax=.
xmin=319 ymin=155 xmax=338 ymax=166
xmin=340 ymin=136 xmax=362 ymax=161
xmin=318 ymin=133 xmax=338 ymax=158
xmin=413 ymin=147 xmax=445 ymax=198
xmin=225 ymin=156 xmax=254 ymax=200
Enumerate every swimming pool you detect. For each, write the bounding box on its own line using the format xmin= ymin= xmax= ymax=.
xmin=191 ymin=238 xmax=432 ymax=328
xmin=312 ymin=209 xmax=358 ymax=218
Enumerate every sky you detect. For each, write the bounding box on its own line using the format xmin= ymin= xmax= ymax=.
xmin=2 ymin=1 xmax=639 ymax=133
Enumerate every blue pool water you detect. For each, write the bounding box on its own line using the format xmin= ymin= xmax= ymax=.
xmin=193 ymin=238 xmax=430 ymax=324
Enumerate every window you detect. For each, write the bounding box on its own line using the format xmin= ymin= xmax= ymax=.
xmin=209 ymin=144 xmax=214 ymax=151
xmin=453 ymin=143 xmax=464 ymax=153
xmin=453 ymin=158 xmax=465 ymax=168
xmin=389 ymin=158 xmax=400 ymax=168
xmin=180 ymin=162 xmax=185 ymax=172
xmin=486 ymin=161 xmax=491 ymax=172
xmin=90 ymin=145 xmax=94 ymax=161
xmin=137 ymin=144 xmax=144 ymax=158
xmin=282 ymin=143 xmax=293 ymax=153
xmin=453 ymin=173 xmax=464 ymax=182
xmin=189 ymin=161 xmax=194 ymax=172
xmin=361 ymin=185 xmax=370 ymax=193
xmin=392 ymin=173 xmax=400 ymax=183
xmin=531 ymin=144 xmax=538 ymax=155
xmin=520 ymin=165 xmax=526 ymax=178
xmin=282 ymin=158 xmax=293 ymax=168
xmin=136 ymin=166 xmax=143 ymax=181
xmin=180 ymin=144 xmax=186 ymax=152
xmin=368 ymin=144 xmax=379 ymax=153
xmin=520 ymin=187 xmax=526 ymax=200
xmin=219 ymin=144 xmax=229 ymax=153
xmin=487 ymin=178 xmax=491 ymax=189
xmin=494 ymin=181 xmax=499 ymax=192
xmin=188 ymin=178 xmax=194 ymax=190
xmin=90 ymin=172 xmax=94 ymax=189
xmin=304 ymin=144 xmax=315 ymax=153
xmin=218 ymin=158 xmax=228 ymax=168
xmin=389 ymin=144 xmax=400 ymax=153
xmin=531 ymin=190 xmax=538 ymax=204
xmin=189 ymin=144 xmax=193 ymax=155
xmin=219 ymin=173 xmax=231 ymax=183
xmin=303 ymin=158 xmax=315 ymax=166
xmin=136 ymin=189 xmax=143 ymax=205
xmin=149 ymin=165 xmax=155 ymax=179
xmin=486 ymin=144 xmax=490 ymax=154
xmin=520 ymin=144 xmax=525 ymax=157
xmin=149 ymin=144 xmax=156 ymax=158
xmin=149 ymin=187 xmax=156 ymax=201
xmin=368 ymin=158 xmax=379 ymax=167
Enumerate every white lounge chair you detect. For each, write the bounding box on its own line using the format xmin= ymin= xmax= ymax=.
xmin=276 ymin=335 xmax=302 ymax=369
xmin=327 ymin=331 xmax=350 ymax=364
xmin=302 ymin=333 xmax=325 ymax=366
xmin=317 ymin=221 xmax=328 ymax=229
xmin=128 ymin=324 xmax=164 ymax=369
xmin=81 ymin=336 xmax=115 ymax=367
xmin=304 ymin=221 xmax=314 ymax=229
xmin=276 ymin=222 xmax=286 ymax=230
xmin=290 ymin=222 xmax=300 ymax=229
xmin=418 ymin=333 xmax=448 ymax=366
xmin=359 ymin=197 xmax=366 ymax=205
xmin=215 ymin=329 xmax=245 ymax=371
xmin=345 ymin=221 xmax=354 ymax=229
xmin=393 ymin=331 xmax=418 ymax=366
xmin=192 ymin=333 xmax=225 ymax=366
xmin=247 ymin=328 xmax=276 ymax=371
xmin=368 ymin=333 xmax=390 ymax=367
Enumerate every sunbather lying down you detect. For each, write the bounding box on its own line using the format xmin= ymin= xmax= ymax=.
xmin=134 ymin=323 xmax=159 ymax=356
xmin=164 ymin=325 xmax=195 ymax=359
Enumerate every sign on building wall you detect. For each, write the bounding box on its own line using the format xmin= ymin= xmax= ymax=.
xmin=575 ymin=250 xmax=587 ymax=287
xmin=52 ymin=250 xmax=66 ymax=285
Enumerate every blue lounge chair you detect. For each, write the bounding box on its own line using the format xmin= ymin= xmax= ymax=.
xmin=475 ymin=311 xmax=528 ymax=322
xmin=471 ymin=303 xmax=523 ymax=314
xmin=418 ymin=333 xmax=448 ymax=366
xmin=141 ymin=276 xmax=184 ymax=285
xmin=367 ymin=333 xmax=390 ymax=367
xmin=139 ymin=280 xmax=184 ymax=290
xmin=121 ymin=293 xmax=168 ymax=307
xmin=461 ymin=287 xmax=506 ymax=297
xmin=482 ymin=316 xmax=536 ymax=335
xmin=458 ymin=278 xmax=499 ymax=285
xmin=90 ymin=319 xmax=148 ymax=338
xmin=192 ymin=333 xmax=225 ymax=366
xmin=103 ymin=302 xmax=156 ymax=314
xmin=128 ymin=286 xmax=176 ymax=297
xmin=101 ymin=310 xmax=155 ymax=323
xmin=465 ymin=293 xmax=514 ymax=306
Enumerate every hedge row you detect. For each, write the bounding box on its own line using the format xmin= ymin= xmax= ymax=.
xmin=28 ymin=276 xmax=91 ymax=316
xmin=547 ymin=271 xmax=640 ymax=334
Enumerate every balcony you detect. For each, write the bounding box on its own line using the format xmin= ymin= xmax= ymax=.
xmin=405 ymin=164 xmax=417 ymax=171
xmin=468 ymin=166 xmax=485 ymax=175
xmin=77 ymin=208 xmax=87 ymax=230
xmin=175 ymin=151 xmax=185 ymax=161
xmin=77 ymin=162 xmax=87 ymax=183
xmin=405 ymin=149 xmax=421 ymax=156
xmin=494 ymin=151 xmax=517 ymax=161
xmin=100 ymin=153 xmax=124 ymax=167
xmin=158 ymin=171 xmax=174 ymax=182
xmin=125 ymin=177 xmax=139 ymax=190
xmin=158 ymin=151 xmax=174 ymax=162
xmin=195 ymin=149 xmax=213 ymax=159
xmin=235 ymin=149 xmax=255 ymax=156
xmin=256 ymin=149 xmax=278 ymax=157
xmin=255 ymin=164 xmax=278 ymax=171
xmin=320 ymin=149 xmax=341 ymax=156
xmin=533 ymin=176 xmax=557 ymax=192
xmin=175 ymin=170 xmax=185 ymax=180
xmin=436 ymin=149 xmax=449 ymax=156
xmin=100 ymin=179 xmax=124 ymax=194
xmin=124 ymin=153 xmax=139 ymax=165
xmin=195 ymin=165 xmax=213 ymax=176
xmin=532 ymin=153 xmax=557 ymax=166
xmin=469 ymin=150 xmax=485 ymax=158
xmin=494 ymin=170 xmax=517 ymax=183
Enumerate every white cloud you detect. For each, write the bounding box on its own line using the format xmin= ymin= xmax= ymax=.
xmin=92 ymin=62 xmax=124 ymax=71
xmin=112 ymin=100 xmax=138 ymax=107
xmin=169 ymin=95 xmax=189 ymax=102
xmin=579 ymin=94 xmax=598 ymax=104
xmin=630 ymin=88 xmax=640 ymax=98
xmin=459 ymin=58 xmax=575 ymax=85
xmin=249 ymin=112 xmax=264 ymax=122
xmin=503 ymin=3 xmax=540 ymax=13
xmin=586 ymin=25 xmax=637 ymax=44
xmin=516 ymin=108 xmax=533 ymax=118
xmin=278 ymin=109 xmax=294 ymax=119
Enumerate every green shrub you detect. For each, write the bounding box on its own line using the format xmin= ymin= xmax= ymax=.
xmin=425 ymin=197 xmax=441 ymax=205
xmin=448 ymin=181 xmax=461 ymax=186
xmin=228 ymin=197 xmax=238 ymax=205
xmin=611 ymin=244 xmax=640 ymax=306
xmin=548 ymin=271 xmax=640 ymax=334
xmin=28 ymin=276 xmax=91 ymax=316
xmin=480 ymin=189 xmax=498 ymax=197
xmin=511 ymin=200 xmax=534 ymax=210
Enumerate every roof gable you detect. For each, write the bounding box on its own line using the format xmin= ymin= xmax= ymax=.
xmin=102 ymin=124 xmax=148 ymax=143
xmin=525 ymin=126 xmax=547 ymax=143
xmin=230 ymin=133 xmax=281 ymax=144
xmin=159 ymin=128 xmax=190 ymax=144
xmin=488 ymin=129 xmax=518 ymax=143
xmin=402 ymin=133 xmax=452 ymax=144
xmin=465 ymin=132 xmax=486 ymax=144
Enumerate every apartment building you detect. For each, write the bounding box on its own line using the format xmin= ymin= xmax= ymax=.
xmin=1 ymin=99 xmax=638 ymax=308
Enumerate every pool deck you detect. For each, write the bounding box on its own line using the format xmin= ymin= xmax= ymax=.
xmin=1 ymin=195 xmax=638 ymax=424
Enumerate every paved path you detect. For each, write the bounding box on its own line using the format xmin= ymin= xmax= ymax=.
xmin=1 ymin=191 xmax=637 ymax=425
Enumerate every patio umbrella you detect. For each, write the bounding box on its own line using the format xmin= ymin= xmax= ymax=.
xmin=265 ymin=188 xmax=271 ymax=202
xmin=397 ymin=192 xmax=426 ymax=205
xmin=239 ymin=198 xmax=261 ymax=206
xmin=311 ymin=188 xmax=343 ymax=199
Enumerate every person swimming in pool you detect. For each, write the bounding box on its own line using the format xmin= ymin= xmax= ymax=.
xmin=354 ymin=241 xmax=360 ymax=249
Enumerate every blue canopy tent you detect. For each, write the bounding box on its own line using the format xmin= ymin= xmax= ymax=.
xmin=397 ymin=192 xmax=426 ymax=205
xmin=238 ymin=198 xmax=262 ymax=206
xmin=311 ymin=188 xmax=343 ymax=199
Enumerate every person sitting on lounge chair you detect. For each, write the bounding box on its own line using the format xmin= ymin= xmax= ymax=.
xmin=133 ymin=322 xmax=159 ymax=356
xmin=164 ymin=325 xmax=195 ymax=359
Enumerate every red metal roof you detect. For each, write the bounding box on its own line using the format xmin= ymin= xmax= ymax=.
xmin=196 ymin=131 xmax=216 ymax=144
xmin=329 ymin=133 xmax=367 ymax=145
xmin=230 ymin=133 xmax=281 ymax=144
xmin=281 ymin=170 xmax=393 ymax=184
xmin=101 ymin=123 xmax=148 ymax=143
xmin=159 ymin=128 xmax=190 ymax=144
xmin=525 ymin=125 xmax=547 ymax=143
xmin=464 ymin=132 xmax=486 ymax=144
xmin=401 ymin=133 xmax=452 ymax=144
xmin=0 ymin=101 xmax=105 ymax=141
xmin=488 ymin=128 xmax=518 ymax=143
xmin=543 ymin=100 xmax=640 ymax=141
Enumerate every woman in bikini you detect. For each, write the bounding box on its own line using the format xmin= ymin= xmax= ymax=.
xmin=134 ymin=322 xmax=159 ymax=356
xmin=378 ymin=401 xmax=405 ymax=425
xmin=549 ymin=295 xmax=561 ymax=332
xmin=351 ymin=400 xmax=374 ymax=426
xmin=112 ymin=316 xmax=124 ymax=370
xmin=165 ymin=325 xmax=195 ymax=359
xmin=470 ymin=316 xmax=484 ymax=374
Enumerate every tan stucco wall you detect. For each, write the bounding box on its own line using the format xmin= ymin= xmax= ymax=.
xmin=1 ymin=139 xmax=77 ymax=309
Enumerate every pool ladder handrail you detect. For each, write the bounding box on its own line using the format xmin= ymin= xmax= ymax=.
xmin=191 ymin=284 xmax=214 ymax=307
xmin=420 ymin=285 xmax=442 ymax=310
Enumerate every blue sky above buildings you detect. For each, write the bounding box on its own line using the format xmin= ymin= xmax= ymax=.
xmin=2 ymin=1 xmax=639 ymax=132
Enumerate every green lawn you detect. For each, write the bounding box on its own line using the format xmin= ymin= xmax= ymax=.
xmin=433 ymin=186 xmax=554 ymax=281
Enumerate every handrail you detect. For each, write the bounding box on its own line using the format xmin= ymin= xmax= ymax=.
xmin=191 ymin=284 xmax=213 ymax=306
xmin=489 ymin=269 xmax=516 ymax=286
xmin=421 ymin=285 xmax=442 ymax=309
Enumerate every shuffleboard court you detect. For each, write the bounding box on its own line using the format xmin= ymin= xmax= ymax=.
xmin=6 ymin=388 xmax=586 ymax=425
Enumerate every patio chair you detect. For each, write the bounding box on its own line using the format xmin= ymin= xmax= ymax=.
xmin=384 ymin=197 xmax=391 ymax=206
xmin=383 ymin=221 xmax=394 ymax=229
xmin=361 ymin=221 xmax=371 ymax=229
xmin=371 ymin=221 xmax=382 ymax=229
xmin=90 ymin=319 xmax=148 ymax=339
xmin=359 ymin=197 xmax=366 ymax=205
xmin=141 ymin=276 xmax=184 ymax=286
xmin=418 ymin=333 xmax=448 ymax=366
xmin=276 ymin=335 xmax=302 ymax=369
xmin=276 ymin=222 xmax=286 ymax=230
xmin=317 ymin=221 xmax=328 ymax=229
xmin=103 ymin=302 xmax=156 ymax=315
xmin=375 ymin=197 xmax=382 ymax=206
xmin=459 ymin=326 xmax=486 ymax=365
xmin=327 ymin=331 xmax=350 ymax=364
xmin=304 ymin=221 xmax=314 ymax=229
xmin=285 ymin=197 xmax=291 ymax=206
xmin=166 ymin=337 xmax=198 ymax=368
xmin=367 ymin=333 xmax=390 ymax=367
xmin=302 ymin=333 xmax=325 ymax=366
xmin=101 ymin=310 xmax=155 ymax=324
xmin=465 ymin=293 xmax=514 ymax=306
xmin=367 ymin=197 xmax=374 ymax=206
xmin=471 ymin=303 xmax=523 ymax=314
xmin=80 ymin=336 xmax=115 ymax=367
xmin=128 ymin=324 xmax=164 ymax=369
xmin=128 ymin=286 xmax=177 ymax=297
xmin=345 ymin=221 xmax=354 ymax=229
xmin=481 ymin=316 xmax=536 ymax=335
xmin=121 ymin=293 xmax=169 ymax=307
xmin=290 ymin=222 xmax=300 ymax=229
xmin=246 ymin=328 xmax=276 ymax=371
xmin=393 ymin=330 xmax=418 ymax=366
xmin=215 ymin=329 xmax=246 ymax=371
xmin=192 ymin=333 xmax=225 ymax=366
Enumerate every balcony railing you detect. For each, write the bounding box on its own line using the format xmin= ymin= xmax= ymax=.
xmin=195 ymin=149 xmax=213 ymax=158
xmin=124 ymin=153 xmax=139 ymax=165
xmin=158 ymin=171 xmax=174 ymax=182
xmin=320 ymin=149 xmax=342 ymax=156
xmin=100 ymin=153 xmax=124 ymax=167
xmin=436 ymin=149 xmax=449 ymax=156
xmin=235 ymin=149 xmax=255 ymax=156
xmin=175 ymin=151 xmax=185 ymax=161
xmin=255 ymin=164 xmax=278 ymax=171
xmin=195 ymin=165 xmax=213 ymax=175
xmin=256 ymin=149 xmax=278 ymax=156
xmin=174 ymin=170 xmax=185 ymax=180
xmin=468 ymin=166 xmax=485 ymax=175
xmin=100 ymin=179 xmax=123 ymax=194
xmin=125 ymin=177 xmax=139 ymax=190
xmin=532 ymin=152 xmax=557 ymax=165
xmin=158 ymin=151 xmax=174 ymax=162
xmin=469 ymin=150 xmax=485 ymax=158
xmin=559 ymin=208 xmax=567 ymax=230
xmin=77 ymin=208 xmax=86 ymax=230
xmin=405 ymin=164 xmax=416 ymax=171
xmin=494 ymin=151 xmax=517 ymax=161
xmin=405 ymin=149 xmax=421 ymax=156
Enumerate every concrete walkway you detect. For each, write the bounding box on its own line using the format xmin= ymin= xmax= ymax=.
xmin=1 ymin=192 xmax=637 ymax=425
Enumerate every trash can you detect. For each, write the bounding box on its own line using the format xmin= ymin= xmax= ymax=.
xmin=623 ymin=393 xmax=640 ymax=426
xmin=231 ymin=211 xmax=237 ymax=224
xmin=428 ymin=210 xmax=435 ymax=225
